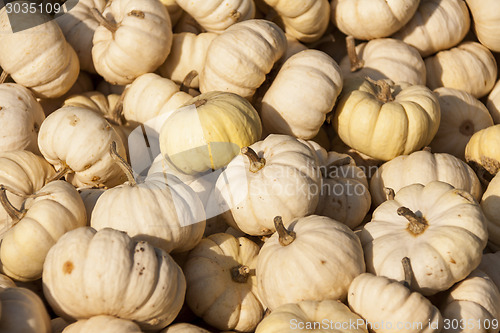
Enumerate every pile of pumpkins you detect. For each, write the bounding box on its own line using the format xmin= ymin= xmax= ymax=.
xmin=2 ymin=0 xmax=500 ymax=332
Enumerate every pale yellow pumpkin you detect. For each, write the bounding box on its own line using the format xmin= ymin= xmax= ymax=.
xmin=429 ymin=87 xmax=493 ymax=160
xmin=42 ymin=227 xmax=186 ymax=330
xmin=200 ymin=19 xmax=287 ymax=99
xmin=425 ymin=41 xmax=497 ymax=98
xmin=333 ymin=77 xmax=441 ymax=161
xmin=465 ymin=0 xmax=500 ymax=52
xmin=62 ymin=315 xmax=143 ymax=333
xmin=92 ymin=0 xmax=173 ymax=85
xmin=257 ymin=215 xmax=365 ymax=310
xmin=465 ymin=124 xmax=500 ymax=181
xmin=159 ymin=91 xmax=262 ymax=175
xmin=393 ymin=0 xmax=470 ymax=57
xmin=331 ymin=0 xmax=421 ymax=40
xmin=261 ymin=49 xmax=343 ymax=140
xmin=0 ymin=2 xmax=80 ymax=98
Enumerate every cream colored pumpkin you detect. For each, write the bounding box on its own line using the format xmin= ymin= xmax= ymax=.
xmin=0 ymin=3 xmax=79 ymax=98
xmin=348 ymin=269 xmax=443 ymax=333
xmin=261 ymin=50 xmax=343 ymax=140
xmin=429 ymin=87 xmax=493 ymax=160
xmin=331 ymin=0 xmax=420 ymax=40
xmin=255 ymin=300 xmax=368 ymax=332
xmin=0 ymin=83 xmax=45 ymax=154
xmin=257 ymin=215 xmax=365 ymax=310
xmin=333 ymin=77 xmax=441 ymax=161
xmin=0 ymin=287 xmax=51 ymax=333
xmin=215 ymin=134 xmax=322 ymax=236
xmin=425 ymin=41 xmax=497 ymax=98
xmin=262 ymin=0 xmax=329 ymax=43
xmin=0 ymin=180 xmax=86 ymax=281
xmin=465 ymin=124 xmax=500 ymax=181
xmin=42 ymin=227 xmax=186 ymax=330
xmin=466 ymin=0 xmax=500 ymax=52
xmin=175 ymin=0 xmax=255 ymax=33
xmin=480 ymin=172 xmax=500 ymax=249
xmin=393 ymin=0 xmax=470 ymax=57
xmin=340 ymin=38 xmax=426 ymax=86
xmin=200 ymin=19 xmax=287 ymax=99
xmin=439 ymin=270 xmax=500 ymax=333
xmin=91 ymin=150 xmax=206 ymax=254
xmin=92 ymin=0 xmax=173 ymax=85
xmin=38 ymin=107 xmax=128 ymax=188
xmin=0 ymin=274 xmax=15 ymax=289
xmin=55 ymin=0 xmax=107 ymax=73
xmin=370 ymin=150 xmax=482 ymax=207
xmin=159 ymin=91 xmax=262 ymax=175
xmin=360 ymin=181 xmax=488 ymax=296
xmin=160 ymin=323 xmax=211 ymax=333
xmin=184 ymin=233 xmax=263 ymax=332
xmin=157 ymin=32 xmax=217 ymax=89
xmin=62 ymin=316 xmax=143 ymax=333
xmin=486 ymin=80 xmax=500 ymax=124
xmin=160 ymin=0 xmax=183 ymax=26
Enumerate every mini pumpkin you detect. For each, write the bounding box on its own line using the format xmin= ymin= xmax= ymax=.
xmin=465 ymin=124 xmax=500 ymax=182
xmin=465 ymin=0 xmax=500 ymax=52
xmin=62 ymin=316 xmax=143 ymax=333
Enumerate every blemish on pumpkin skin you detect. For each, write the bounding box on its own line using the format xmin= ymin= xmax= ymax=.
xmin=69 ymin=115 xmax=80 ymax=126
xmin=91 ymin=176 xmax=101 ymax=182
xmin=450 ymin=258 xmax=456 ymax=264
xmin=128 ymin=10 xmax=145 ymax=18
xmin=321 ymin=260 xmax=326 ymax=265
xmin=63 ymin=261 xmax=74 ymax=274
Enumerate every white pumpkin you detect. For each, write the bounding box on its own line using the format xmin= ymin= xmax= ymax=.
xmin=62 ymin=316 xmax=143 ymax=333
xmin=465 ymin=124 xmax=500 ymax=182
xmin=465 ymin=0 xmax=500 ymax=52
xmin=92 ymin=0 xmax=173 ymax=85
xmin=42 ymin=227 xmax=186 ymax=330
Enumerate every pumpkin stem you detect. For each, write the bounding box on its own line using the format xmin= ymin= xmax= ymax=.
xmin=274 ymin=216 xmax=296 ymax=246
xmin=241 ymin=147 xmax=266 ymax=173
xmin=422 ymin=146 xmax=432 ymax=153
xmin=402 ymin=256 xmax=413 ymax=289
xmin=384 ymin=187 xmax=395 ymax=201
xmin=0 ymin=71 xmax=8 ymax=84
xmin=0 ymin=185 xmax=26 ymax=222
xmin=47 ymin=166 xmax=70 ymax=183
xmin=91 ymin=8 xmax=118 ymax=33
xmin=397 ymin=206 xmax=428 ymax=235
xmin=366 ymin=77 xmax=394 ymax=103
xmin=110 ymin=141 xmax=136 ymax=185
xmin=230 ymin=265 xmax=250 ymax=283
xmin=194 ymin=99 xmax=207 ymax=108
xmin=459 ymin=120 xmax=474 ymax=136
xmin=346 ymin=36 xmax=364 ymax=72
xmin=180 ymin=70 xmax=198 ymax=93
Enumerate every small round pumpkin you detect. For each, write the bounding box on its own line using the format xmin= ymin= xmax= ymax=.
xmin=465 ymin=124 xmax=500 ymax=182
xmin=465 ymin=0 xmax=500 ymax=52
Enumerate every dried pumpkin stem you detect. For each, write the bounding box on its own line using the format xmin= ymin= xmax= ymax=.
xmin=274 ymin=216 xmax=296 ymax=246
xmin=397 ymin=206 xmax=428 ymax=235
xmin=402 ymin=256 xmax=413 ymax=289
xmin=366 ymin=77 xmax=394 ymax=103
xmin=110 ymin=141 xmax=136 ymax=185
xmin=384 ymin=187 xmax=395 ymax=201
xmin=180 ymin=70 xmax=198 ymax=93
xmin=0 ymin=185 xmax=26 ymax=222
xmin=346 ymin=36 xmax=364 ymax=72
xmin=230 ymin=265 xmax=250 ymax=283
xmin=91 ymin=8 xmax=118 ymax=33
xmin=47 ymin=166 xmax=70 ymax=183
xmin=241 ymin=147 xmax=266 ymax=173
xmin=0 ymin=71 xmax=8 ymax=84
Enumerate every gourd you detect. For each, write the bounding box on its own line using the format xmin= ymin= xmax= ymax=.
xmin=0 ymin=287 xmax=51 ymax=333
xmin=42 ymin=227 xmax=186 ymax=331
xmin=0 ymin=83 xmax=45 ymax=154
xmin=260 ymin=50 xmax=343 ymax=140
xmin=480 ymin=172 xmax=500 ymax=250
xmin=38 ymin=107 xmax=128 ymax=188
xmin=199 ymin=19 xmax=287 ymax=99
xmin=255 ymin=300 xmax=368 ymax=333
xmin=157 ymin=32 xmax=218 ymax=89
xmin=160 ymin=323 xmax=211 ymax=333
xmin=62 ymin=316 xmax=143 ymax=333
xmin=90 ymin=143 xmax=206 ymax=254
xmin=465 ymin=124 xmax=500 ymax=182
xmin=159 ymin=91 xmax=262 ymax=175
xmin=175 ymin=0 xmax=256 ymax=33
xmin=425 ymin=41 xmax=497 ymax=98
xmin=486 ymin=80 xmax=500 ymax=124
xmin=0 ymin=1 xmax=80 ymax=98
xmin=465 ymin=0 xmax=500 ymax=52
xmin=55 ymin=0 xmax=107 ymax=73
xmin=429 ymin=87 xmax=493 ymax=160
xmin=92 ymin=0 xmax=173 ymax=85
xmin=257 ymin=215 xmax=365 ymax=310
xmin=0 ymin=180 xmax=86 ymax=281
xmin=215 ymin=134 xmax=322 ymax=236
xmin=333 ymin=77 xmax=441 ymax=161
xmin=393 ymin=0 xmax=470 ymax=57
xmin=340 ymin=37 xmax=426 ymax=86
xmin=184 ymin=233 xmax=264 ymax=332
xmin=370 ymin=150 xmax=482 ymax=207
xmin=348 ymin=258 xmax=443 ymax=333
xmin=360 ymin=181 xmax=488 ymax=296
xmin=262 ymin=0 xmax=330 ymax=43
xmin=330 ymin=0 xmax=421 ymax=40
